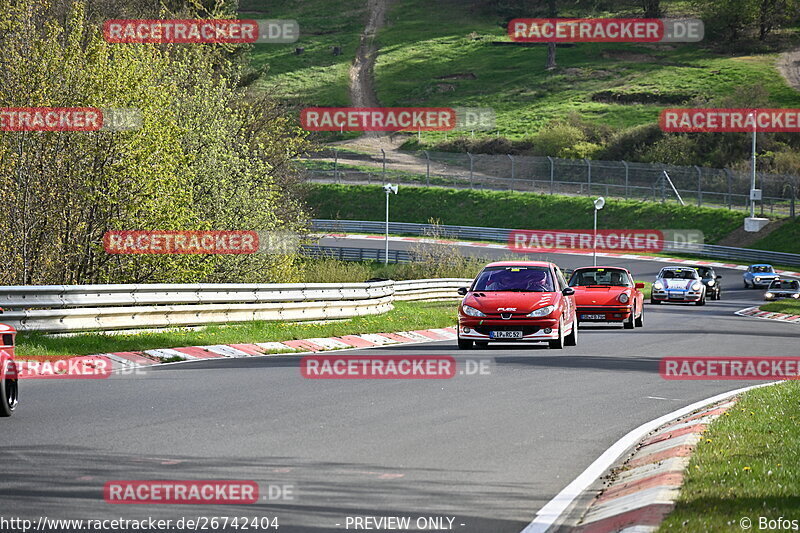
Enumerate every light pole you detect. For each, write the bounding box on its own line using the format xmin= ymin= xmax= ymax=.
xmin=593 ymin=197 xmax=605 ymax=266
xmin=750 ymin=111 xmax=757 ymax=218
xmin=383 ymin=184 xmax=398 ymax=264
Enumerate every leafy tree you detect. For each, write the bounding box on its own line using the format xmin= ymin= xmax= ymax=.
xmin=0 ymin=0 xmax=311 ymax=285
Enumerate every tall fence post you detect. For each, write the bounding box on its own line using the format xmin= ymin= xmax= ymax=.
xmin=424 ymin=151 xmax=430 ymax=186
xmin=548 ymin=156 xmax=554 ymax=194
xmin=695 ymin=166 xmax=702 ymax=206
xmin=622 ymin=160 xmax=629 ymax=200
xmin=725 ymin=169 xmax=733 ymax=209
xmin=333 ymin=149 xmax=339 ymax=182
xmin=585 ymin=158 xmax=592 ymax=196
xmin=381 ymin=148 xmax=386 ymax=184
xmin=508 ymin=154 xmax=515 ymax=180
xmin=468 ymin=152 xmax=474 ymax=188
xmin=792 ymin=184 xmax=796 ymax=218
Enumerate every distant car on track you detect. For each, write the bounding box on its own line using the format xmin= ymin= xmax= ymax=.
xmin=568 ymin=266 xmax=644 ymax=329
xmin=764 ymin=279 xmax=800 ymax=301
xmin=0 ymin=320 xmax=18 ymax=417
xmin=743 ymin=264 xmax=779 ymax=289
xmin=457 ymin=261 xmax=577 ymax=349
xmin=687 ymin=265 xmax=722 ymax=300
xmin=651 ymin=266 xmax=706 ymax=305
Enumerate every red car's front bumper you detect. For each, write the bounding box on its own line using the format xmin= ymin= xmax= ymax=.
xmin=576 ymin=306 xmax=632 ymax=323
xmin=457 ymin=316 xmax=561 ymax=341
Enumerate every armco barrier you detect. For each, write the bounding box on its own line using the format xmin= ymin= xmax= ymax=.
xmin=0 ymin=279 xmax=470 ymax=333
xmin=312 ymin=219 xmax=800 ymax=268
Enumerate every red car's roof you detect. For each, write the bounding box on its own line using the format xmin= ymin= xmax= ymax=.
xmin=484 ymin=261 xmax=554 ymax=268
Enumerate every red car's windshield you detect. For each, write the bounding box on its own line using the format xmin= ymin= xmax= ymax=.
xmin=473 ymin=266 xmax=555 ymax=292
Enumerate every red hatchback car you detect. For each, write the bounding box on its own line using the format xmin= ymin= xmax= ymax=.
xmin=457 ymin=261 xmax=578 ymax=349
xmin=568 ymin=266 xmax=645 ymax=329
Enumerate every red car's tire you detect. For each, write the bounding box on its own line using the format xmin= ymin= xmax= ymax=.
xmin=0 ymin=359 xmax=18 ymax=417
xmin=549 ymin=320 xmax=565 ymax=349
xmin=635 ymin=307 xmax=644 ymax=328
xmin=565 ymin=319 xmax=578 ymax=346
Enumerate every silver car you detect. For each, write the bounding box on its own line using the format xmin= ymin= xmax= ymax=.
xmin=651 ymin=267 xmax=706 ymax=306
xmin=764 ymin=279 xmax=800 ymax=301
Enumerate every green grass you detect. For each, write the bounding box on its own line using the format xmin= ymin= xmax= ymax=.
xmin=16 ymin=300 xmax=457 ymax=357
xmin=307 ymin=183 xmax=743 ymax=243
xmin=760 ymin=299 xmax=800 ymax=314
xmin=751 ymin=218 xmax=800 ymax=255
xmin=658 ymin=382 xmax=800 ymax=532
xmin=243 ymin=0 xmax=366 ymax=105
xmin=376 ymin=2 xmax=800 ymax=144
xmin=243 ymin=0 xmax=800 ymax=144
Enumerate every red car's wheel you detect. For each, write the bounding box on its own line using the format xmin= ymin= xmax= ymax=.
xmin=549 ymin=320 xmax=565 ymax=349
xmin=0 ymin=359 xmax=18 ymax=417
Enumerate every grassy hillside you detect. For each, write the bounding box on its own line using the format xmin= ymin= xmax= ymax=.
xmin=751 ymin=218 xmax=800 ymax=254
xmin=243 ymin=0 xmax=800 ymax=143
xmin=306 ymin=184 xmax=743 ymax=243
xmin=375 ymin=0 xmax=800 ymax=143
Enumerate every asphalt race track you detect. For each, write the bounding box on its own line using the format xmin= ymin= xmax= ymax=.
xmin=2 ymin=238 xmax=799 ymax=533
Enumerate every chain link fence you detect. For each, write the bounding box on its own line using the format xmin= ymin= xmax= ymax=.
xmin=304 ymin=149 xmax=798 ymax=218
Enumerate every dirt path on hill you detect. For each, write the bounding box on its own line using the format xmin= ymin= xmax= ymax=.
xmin=777 ymin=46 xmax=800 ymax=91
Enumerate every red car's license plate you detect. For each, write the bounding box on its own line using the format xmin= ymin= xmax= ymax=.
xmin=490 ymin=330 xmax=522 ymax=339
xmin=581 ymin=314 xmax=606 ymax=320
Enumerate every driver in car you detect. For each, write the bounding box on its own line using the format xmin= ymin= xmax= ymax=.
xmin=525 ymin=270 xmax=551 ymax=292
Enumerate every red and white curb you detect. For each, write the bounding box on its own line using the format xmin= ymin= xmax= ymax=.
xmin=572 ymin=400 xmax=737 ymax=533
xmin=520 ymin=383 xmax=775 ymax=533
xmin=735 ymin=306 xmax=800 ymax=324
xmin=326 ymin=233 xmax=800 ymax=279
xmin=96 ymin=327 xmax=458 ymax=370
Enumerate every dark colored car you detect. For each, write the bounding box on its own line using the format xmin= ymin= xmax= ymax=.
xmin=688 ymin=265 xmax=722 ymax=300
xmin=765 ymin=279 xmax=800 ymax=301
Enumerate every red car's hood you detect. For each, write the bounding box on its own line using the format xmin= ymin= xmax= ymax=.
xmin=572 ymin=286 xmax=630 ymax=306
xmin=464 ymin=291 xmax=559 ymax=314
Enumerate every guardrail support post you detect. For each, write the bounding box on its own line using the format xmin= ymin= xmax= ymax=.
xmin=695 ymin=165 xmax=702 ymax=206
xmin=725 ymin=169 xmax=733 ymax=209
xmin=622 ymin=160 xmax=629 ymax=200
xmin=547 ymin=156 xmax=554 ymax=194
xmin=468 ymin=152 xmax=474 ymax=188
xmin=424 ymin=151 xmax=430 ymax=186
xmin=585 ymin=158 xmax=591 ymax=196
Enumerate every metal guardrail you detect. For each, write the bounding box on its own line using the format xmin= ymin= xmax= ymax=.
xmin=0 ymin=279 xmax=468 ymax=333
xmin=301 ymin=245 xmax=413 ymax=263
xmin=312 ymin=219 xmax=800 ymax=268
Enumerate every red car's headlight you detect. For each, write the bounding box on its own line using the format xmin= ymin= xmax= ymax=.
xmin=462 ymin=305 xmax=486 ymax=317
xmin=618 ymin=293 xmax=629 ymax=304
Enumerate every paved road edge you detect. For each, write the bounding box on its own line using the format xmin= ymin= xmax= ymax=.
xmin=520 ymin=382 xmax=778 ymax=533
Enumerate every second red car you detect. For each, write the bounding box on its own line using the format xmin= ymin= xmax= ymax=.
xmin=568 ymin=266 xmax=644 ymax=329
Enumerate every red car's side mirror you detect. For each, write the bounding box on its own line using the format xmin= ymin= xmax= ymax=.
xmin=635 ymin=282 xmax=645 ymax=289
